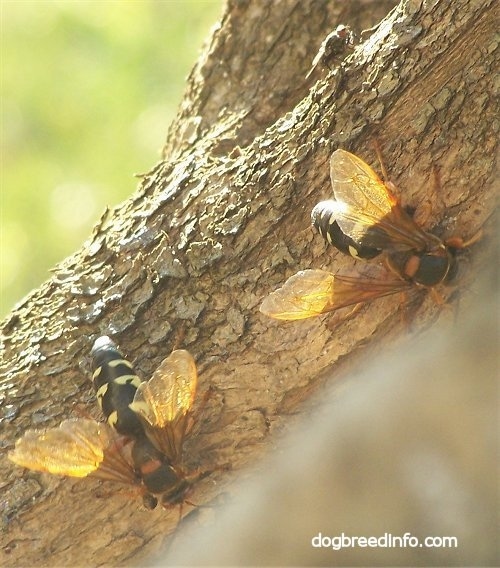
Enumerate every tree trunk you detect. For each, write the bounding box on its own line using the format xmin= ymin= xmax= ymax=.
xmin=1 ymin=0 xmax=496 ymax=565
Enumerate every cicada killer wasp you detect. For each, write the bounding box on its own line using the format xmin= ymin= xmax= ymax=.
xmin=9 ymin=337 xmax=209 ymax=510
xmin=261 ymin=149 xmax=477 ymax=320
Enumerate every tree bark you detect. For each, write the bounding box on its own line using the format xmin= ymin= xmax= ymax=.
xmin=1 ymin=0 xmax=497 ymax=565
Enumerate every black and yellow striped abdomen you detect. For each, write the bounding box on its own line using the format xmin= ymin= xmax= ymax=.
xmin=311 ymin=200 xmax=381 ymax=260
xmin=91 ymin=336 xmax=144 ymax=438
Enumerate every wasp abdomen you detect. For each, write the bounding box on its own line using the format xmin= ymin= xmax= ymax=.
xmin=311 ymin=200 xmax=381 ymax=260
xmin=91 ymin=336 xmax=144 ymax=437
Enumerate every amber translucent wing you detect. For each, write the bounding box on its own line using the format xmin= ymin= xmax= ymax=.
xmin=9 ymin=418 xmax=137 ymax=485
xmin=131 ymin=350 xmax=197 ymax=427
xmin=130 ymin=350 xmax=197 ymax=462
xmin=260 ymin=270 xmax=337 ymax=320
xmin=260 ymin=269 xmax=411 ymax=320
xmin=329 ymin=149 xmax=431 ymax=251
xmin=10 ymin=419 xmax=105 ymax=476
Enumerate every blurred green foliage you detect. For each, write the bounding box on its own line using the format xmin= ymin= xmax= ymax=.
xmin=1 ymin=0 xmax=222 ymax=318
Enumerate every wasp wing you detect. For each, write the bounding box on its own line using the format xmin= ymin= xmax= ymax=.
xmin=9 ymin=418 xmax=136 ymax=485
xmin=260 ymin=268 xmax=411 ymax=320
xmin=260 ymin=269 xmax=337 ymax=320
xmin=130 ymin=350 xmax=197 ymax=462
xmin=329 ymin=149 xmax=432 ymax=251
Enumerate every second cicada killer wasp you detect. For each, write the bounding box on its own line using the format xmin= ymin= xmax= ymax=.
xmin=260 ymin=149 xmax=476 ymax=320
xmin=9 ymin=337 xmax=209 ymax=510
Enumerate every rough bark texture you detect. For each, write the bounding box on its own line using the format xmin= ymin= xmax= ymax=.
xmin=163 ymin=269 xmax=498 ymax=566
xmin=0 ymin=0 xmax=497 ymax=566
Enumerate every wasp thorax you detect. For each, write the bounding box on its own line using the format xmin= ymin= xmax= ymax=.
xmin=411 ymin=247 xmax=455 ymax=287
xmin=388 ymin=245 xmax=454 ymax=288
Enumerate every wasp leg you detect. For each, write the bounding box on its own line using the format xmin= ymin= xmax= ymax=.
xmin=71 ymin=402 xmax=96 ymax=421
xmin=445 ymin=229 xmax=483 ymax=250
xmin=429 ymin=286 xmax=448 ymax=305
xmin=194 ymin=386 xmax=216 ymax=422
xmin=172 ymin=322 xmax=186 ymax=350
xmin=418 ymin=164 xmax=444 ymax=228
xmin=372 ymin=138 xmax=390 ymax=182
xmin=188 ymin=385 xmax=221 ymax=439
xmin=372 ymin=139 xmax=405 ymax=202
xmin=399 ymin=291 xmax=410 ymax=328
xmin=325 ymin=302 xmax=364 ymax=331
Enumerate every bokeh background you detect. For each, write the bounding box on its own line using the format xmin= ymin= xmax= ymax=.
xmin=1 ymin=0 xmax=222 ymax=318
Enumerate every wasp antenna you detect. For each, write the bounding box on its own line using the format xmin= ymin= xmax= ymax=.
xmin=445 ymin=229 xmax=483 ymax=250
